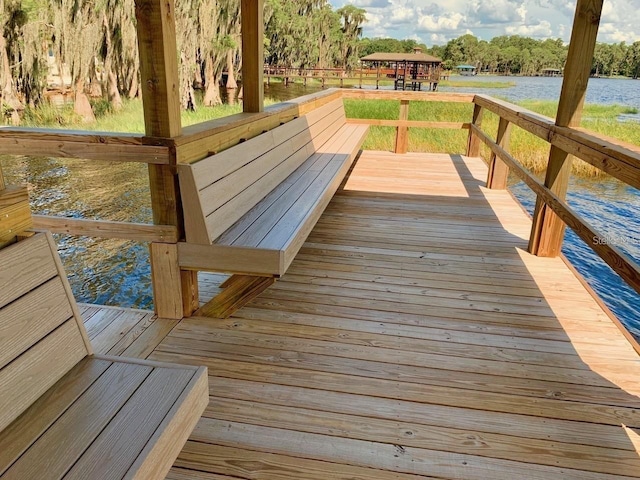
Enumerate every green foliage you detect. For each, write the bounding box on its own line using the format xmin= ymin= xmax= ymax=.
xmin=265 ymin=0 xmax=364 ymax=70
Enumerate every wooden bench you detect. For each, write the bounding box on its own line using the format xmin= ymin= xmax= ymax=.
xmin=0 ymin=232 xmax=208 ymax=480
xmin=177 ymin=98 xmax=368 ymax=316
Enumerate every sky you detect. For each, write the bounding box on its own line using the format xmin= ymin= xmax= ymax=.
xmin=328 ymin=0 xmax=640 ymax=46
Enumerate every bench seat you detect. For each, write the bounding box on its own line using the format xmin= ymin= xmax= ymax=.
xmin=178 ymin=99 xmax=368 ymax=277
xmin=0 ymin=233 xmax=208 ymax=480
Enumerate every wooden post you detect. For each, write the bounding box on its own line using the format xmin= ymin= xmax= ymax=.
xmin=0 ymin=164 xmax=5 ymax=190
xmin=466 ymin=104 xmax=483 ymax=157
xmin=135 ymin=0 xmax=197 ymax=318
xmin=376 ymin=62 xmax=380 ymax=90
xmin=486 ymin=118 xmax=512 ymax=189
xmin=359 ymin=66 xmax=363 ymax=89
xmin=529 ymin=0 xmax=603 ymax=257
xmin=395 ymin=100 xmax=410 ymax=154
xmin=241 ymin=0 xmax=264 ymax=113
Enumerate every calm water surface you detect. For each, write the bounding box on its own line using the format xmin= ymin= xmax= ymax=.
xmin=2 ymin=77 xmax=639 ymax=339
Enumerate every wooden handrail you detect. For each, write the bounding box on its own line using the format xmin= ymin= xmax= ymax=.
xmin=470 ymin=123 xmax=640 ymax=296
xmin=473 ymin=94 xmax=640 ymax=190
xmin=32 ymin=215 xmax=179 ymax=243
xmin=0 ymin=127 xmax=172 ymax=164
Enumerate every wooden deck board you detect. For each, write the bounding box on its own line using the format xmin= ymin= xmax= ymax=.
xmin=86 ymin=151 xmax=640 ymax=479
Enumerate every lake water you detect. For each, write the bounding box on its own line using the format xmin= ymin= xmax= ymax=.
xmin=2 ymin=76 xmax=639 ymax=339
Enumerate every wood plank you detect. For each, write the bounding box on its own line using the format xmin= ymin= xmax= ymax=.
xmin=486 ymin=117 xmax=511 ymax=189
xmin=347 ymin=118 xmax=469 ymax=129
xmin=395 ymin=99 xmax=409 ymax=154
xmin=204 ymin=396 xmax=640 ymax=476
xmin=196 ymin=276 xmax=276 ymax=319
xmin=0 ymin=319 xmax=87 ymax=433
xmin=0 ymin=185 xmax=28 ymax=207
xmin=150 ymin=242 xmax=184 ymax=320
xmin=178 ymin=242 xmax=283 ymax=276
xmin=241 ymin=0 xmax=264 ymax=113
xmin=31 ymin=215 xmax=179 ymax=243
xmin=123 ymin=367 xmax=208 ymax=480
xmin=0 ymin=358 xmax=112 ymax=475
xmin=0 ymin=129 xmax=171 ymax=164
xmin=174 ymin=442 xmax=440 ymax=480
xmin=190 ymin=418 xmax=634 ymax=480
xmin=1 ymin=361 xmax=152 ymax=480
xmin=341 ymin=90 xmax=475 ymax=103
xmin=0 ymin=277 xmax=73 ymax=369
xmin=63 ymin=367 xmax=195 ymax=480
xmin=0 ymin=199 xmax=32 ymax=242
xmin=121 ymin=316 xmax=179 ymax=359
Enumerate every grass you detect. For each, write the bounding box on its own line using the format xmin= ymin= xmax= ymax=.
xmin=439 ymin=79 xmax=516 ymax=88
xmin=18 ymin=93 xmax=640 ymax=177
xmin=344 ymin=98 xmax=640 ymax=177
xmin=21 ymin=94 xmax=274 ymax=133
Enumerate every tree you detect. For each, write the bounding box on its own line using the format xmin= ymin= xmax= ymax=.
xmin=336 ymin=4 xmax=366 ymax=70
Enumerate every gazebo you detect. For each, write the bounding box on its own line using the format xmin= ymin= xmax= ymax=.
xmin=360 ymin=51 xmax=443 ymax=91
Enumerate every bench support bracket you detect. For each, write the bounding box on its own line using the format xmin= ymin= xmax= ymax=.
xmin=195 ymin=275 xmax=275 ymax=319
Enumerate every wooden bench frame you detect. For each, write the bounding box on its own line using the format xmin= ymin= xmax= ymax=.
xmin=0 ymin=232 xmax=208 ymax=480
xmin=177 ymin=98 xmax=368 ymax=317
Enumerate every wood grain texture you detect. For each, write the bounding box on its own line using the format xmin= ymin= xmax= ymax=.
xmin=240 ymin=0 xmax=264 ymax=113
xmin=0 ymin=132 xmax=171 ymax=164
xmin=196 ymin=276 xmax=275 ymax=319
xmin=159 ymin=151 xmax=640 ymax=480
xmin=0 ymin=184 xmax=28 ymax=207
xmin=395 ymin=100 xmax=409 ymax=154
xmin=486 ymin=117 xmax=512 ymax=189
xmin=473 ymin=124 xmax=640 ymax=299
xmin=0 ymin=199 xmax=32 ymax=242
xmin=150 ymin=242 xmax=183 ymax=320
xmin=32 ymin=215 xmax=179 ymax=243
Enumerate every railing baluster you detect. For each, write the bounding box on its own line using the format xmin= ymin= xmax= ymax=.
xmin=395 ymin=100 xmax=410 ymax=154
xmin=466 ymin=103 xmax=483 ymax=157
xmin=486 ymin=117 xmax=512 ymax=189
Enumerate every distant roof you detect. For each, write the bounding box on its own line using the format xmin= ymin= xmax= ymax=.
xmin=360 ymin=52 xmax=442 ymax=63
xmin=456 ymin=65 xmax=476 ymax=69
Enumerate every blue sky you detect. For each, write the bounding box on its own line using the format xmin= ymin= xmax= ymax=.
xmin=328 ymin=0 xmax=640 ymax=46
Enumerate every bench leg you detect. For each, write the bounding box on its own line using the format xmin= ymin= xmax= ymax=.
xmin=195 ymin=275 xmax=275 ymax=318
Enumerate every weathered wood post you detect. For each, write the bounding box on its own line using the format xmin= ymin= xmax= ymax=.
xmin=241 ymin=0 xmax=264 ymax=113
xmin=0 ymin=164 xmax=33 ymax=249
xmin=529 ymin=0 xmax=603 ymax=257
xmin=395 ymin=100 xmax=410 ymax=154
xmin=466 ymin=103 xmax=483 ymax=157
xmin=486 ymin=118 xmax=512 ymax=189
xmin=135 ymin=0 xmax=197 ymax=319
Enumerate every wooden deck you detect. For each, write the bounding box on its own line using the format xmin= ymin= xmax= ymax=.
xmin=83 ymin=151 xmax=640 ymax=479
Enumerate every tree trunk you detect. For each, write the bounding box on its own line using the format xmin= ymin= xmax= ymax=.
xmin=0 ymin=27 xmax=22 ymax=124
xmin=88 ymin=58 xmax=102 ymax=97
xmin=180 ymin=56 xmax=197 ymax=111
xmin=74 ymin=78 xmax=96 ymax=122
xmin=127 ymin=63 xmax=140 ymax=98
xmin=226 ymin=49 xmax=237 ymax=89
xmin=203 ymin=59 xmax=221 ymax=106
xmin=107 ymin=69 xmax=122 ymax=110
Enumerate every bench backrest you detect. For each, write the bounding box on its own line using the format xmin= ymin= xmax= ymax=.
xmin=178 ymin=98 xmax=347 ymax=244
xmin=0 ymin=232 xmax=91 ymax=432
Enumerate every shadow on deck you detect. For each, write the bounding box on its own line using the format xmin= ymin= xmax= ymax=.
xmin=85 ymin=151 xmax=640 ymax=479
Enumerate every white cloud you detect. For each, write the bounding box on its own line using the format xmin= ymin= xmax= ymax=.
xmin=506 ymin=20 xmax=553 ymax=38
xmin=329 ymin=0 xmax=639 ymax=45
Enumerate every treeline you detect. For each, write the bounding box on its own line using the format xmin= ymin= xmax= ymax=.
xmin=419 ymin=33 xmax=640 ymax=78
xmin=0 ymin=0 xmax=366 ymax=124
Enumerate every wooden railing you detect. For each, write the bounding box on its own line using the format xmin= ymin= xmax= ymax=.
xmin=1 ymin=88 xmax=639 ymax=328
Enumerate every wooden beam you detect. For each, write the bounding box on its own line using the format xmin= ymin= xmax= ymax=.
xmin=150 ymin=242 xmax=183 ymax=320
xmin=31 ymin=215 xmax=179 ymax=243
xmin=241 ymin=0 xmax=264 ymax=113
xmin=472 ymin=123 xmax=640 ymax=298
xmin=474 ymin=94 xmax=640 ymax=190
xmin=136 ymin=0 xmax=195 ymax=317
xmin=195 ymin=275 xmax=275 ymax=319
xmin=0 ymin=200 xmax=32 ymax=245
xmin=486 ymin=117 xmax=512 ymax=189
xmin=340 ymin=90 xmax=475 ymax=103
xmin=0 ymin=163 xmax=5 ymax=190
xmin=395 ymin=100 xmax=409 ymax=154
xmin=346 ymin=119 xmax=469 ymax=130
xmin=0 ymin=129 xmax=171 ymax=164
xmin=467 ymin=104 xmax=483 ymax=157
xmin=529 ymin=0 xmax=603 ymax=257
